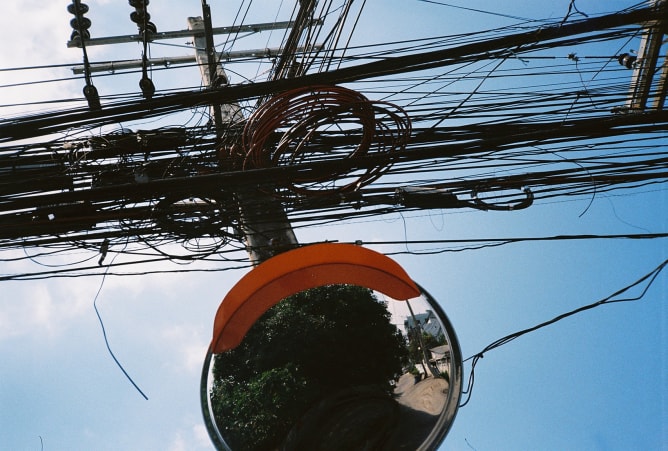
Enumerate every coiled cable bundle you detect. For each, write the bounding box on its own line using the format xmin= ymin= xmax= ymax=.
xmin=242 ymin=85 xmax=411 ymax=196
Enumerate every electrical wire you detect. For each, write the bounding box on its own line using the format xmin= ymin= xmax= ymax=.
xmin=416 ymin=0 xmax=536 ymax=22
xmin=458 ymin=257 xmax=668 ymax=407
xmin=0 ymin=2 xmax=665 ymax=279
xmin=92 ymin=238 xmax=149 ymax=400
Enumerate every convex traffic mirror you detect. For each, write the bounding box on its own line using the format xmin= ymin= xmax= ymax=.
xmin=201 ymin=243 xmax=462 ymax=450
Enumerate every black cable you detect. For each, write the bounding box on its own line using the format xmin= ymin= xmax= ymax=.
xmin=416 ymin=0 xmax=535 ymax=22
xmin=0 ymin=3 xmax=664 ymax=278
xmin=459 ymin=258 xmax=668 ymax=407
xmin=92 ymin=238 xmax=148 ymax=400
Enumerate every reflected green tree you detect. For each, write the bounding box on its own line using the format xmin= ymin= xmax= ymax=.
xmin=210 ymin=284 xmax=409 ymax=451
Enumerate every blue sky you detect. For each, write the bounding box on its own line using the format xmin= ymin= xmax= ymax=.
xmin=0 ymin=1 xmax=666 ymax=450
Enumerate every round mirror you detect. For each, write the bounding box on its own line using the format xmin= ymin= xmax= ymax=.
xmin=201 ymin=282 xmax=462 ymax=450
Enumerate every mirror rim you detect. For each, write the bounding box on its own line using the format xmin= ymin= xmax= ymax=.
xmin=210 ymin=242 xmax=421 ymax=353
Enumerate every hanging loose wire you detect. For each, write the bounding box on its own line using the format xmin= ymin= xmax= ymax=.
xmin=459 ymin=257 xmax=668 ymax=407
xmin=92 ymin=238 xmax=149 ymax=400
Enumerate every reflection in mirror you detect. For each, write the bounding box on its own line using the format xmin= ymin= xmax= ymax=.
xmin=201 ymin=283 xmax=462 ymax=451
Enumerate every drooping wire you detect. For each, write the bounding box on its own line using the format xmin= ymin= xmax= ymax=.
xmin=92 ymin=238 xmax=149 ymax=400
xmin=429 ymin=56 xmax=509 ymax=130
xmin=458 ymin=257 xmax=668 ymax=408
xmin=560 ymin=0 xmax=589 ymax=27
xmin=333 ymin=0 xmax=366 ymax=71
xmin=416 ymin=0 xmax=535 ymax=22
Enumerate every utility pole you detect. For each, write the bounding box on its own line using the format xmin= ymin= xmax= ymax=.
xmin=405 ymin=298 xmax=439 ymax=378
xmin=189 ymin=2 xmax=297 ymax=264
xmin=624 ymin=0 xmax=667 ymax=111
xmin=66 ymin=0 xmax=302 ymax=264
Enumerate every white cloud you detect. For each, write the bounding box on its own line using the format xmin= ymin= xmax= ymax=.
xmin=193 ymin=423 xmax=211 ymax=449
xmin=0 ymin=283 xmax=54 ymax=340
xmin=167 ymin=424 xmax=213 ymax=451
xmin=159 ymin=323 xmax=209 ymax=374
xmin=0 ymin=277 xmax=98 ymax=342
xmin=0 ymin=246 xmax=108 ymax=342
xmin=168 ymin=432 xmax=188 ymax=451
xmin=0 ymin=2 xmax=80 ymax=115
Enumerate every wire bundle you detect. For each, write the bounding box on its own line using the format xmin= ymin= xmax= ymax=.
xmin=0 ymin=4 xmax=666 ymax=279
xmin=242 ymin=85 xmax=411 ymax=195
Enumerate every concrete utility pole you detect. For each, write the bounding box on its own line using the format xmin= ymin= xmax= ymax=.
xmin=405 ymin=299 xmax=439 ymax=378
xmin=625 ymin=0 xmax=667 ymax=111
xmin=189 ymin=3 xmax=297 ymax=265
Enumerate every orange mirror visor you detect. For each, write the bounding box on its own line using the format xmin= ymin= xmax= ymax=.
xmin=211 ymin=243 xmax=420 ymax=353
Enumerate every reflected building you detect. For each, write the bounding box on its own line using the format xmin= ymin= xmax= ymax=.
xmin=403 ymin=309 xmax=443 ymax=338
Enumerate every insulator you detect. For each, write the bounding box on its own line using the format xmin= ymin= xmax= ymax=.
xmin=618 ymin=53 xmax=637 ymax=69
xmin=142 ymin=21 xmax=157 ymax=34
xmin=212 ymin=73 xmax=229 ymax=88
xmin=70 ymin=16 xmax=92 ymax=30
xmin=139 ymin=77 xmax=155 ymax=100
xmin=130 ymin=10 xmax=151 ymax=24
xmin=129 ymin=2 xmax=157 ymax=33
xmin=69 ymin=29 xmax=90 ymax=42
xmin=68 ymin=1 xmax=92 ymax=39
xmin=67 ymin=3 xmax=89 ymax=15
xmin=83 ymin=84 xmax=101 ymax=110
